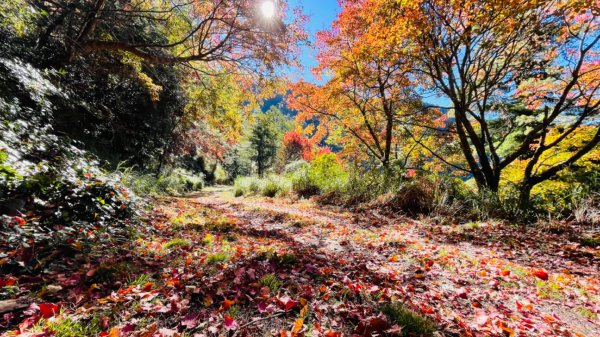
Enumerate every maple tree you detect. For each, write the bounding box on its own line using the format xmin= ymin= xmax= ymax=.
xmin=32 ymin=0 xmax=307 ymax=73
xmin=288 ymin=0 xmax=428 ymax=170
xmin=281 ymin=131 xmax=314 ymax=162
xmin=361 ymin=0 xmax=600 ymax=206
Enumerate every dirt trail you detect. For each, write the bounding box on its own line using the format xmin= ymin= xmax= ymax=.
xmin=185 ymin=188 xmax=600 ymax=337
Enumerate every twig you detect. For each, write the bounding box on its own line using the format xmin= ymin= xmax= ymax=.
xmin=231 ymin=312 xmax=284 ymax=336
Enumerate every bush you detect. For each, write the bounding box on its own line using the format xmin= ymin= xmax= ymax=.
xmin=308 ymin=153 xmax=348 ymax=193
xmin=214 ymin=165 xmax=229 ymax=185
xmin=234 ymin=175 xmax=291 ymax=198
xmin=284 ymin=160 xmax=309 ymax=174
xmin=290 ymin=167 xmax=320 ymax=198
xmin=120 ymin=167 xmax=204 ymax=196
xmin=0 ymin=57 xmax=141 ymax=274
xmin=233 ymin=176 xmax=258 ymax=197
xmin=288 ymin=154 xmax=348 ymax=199
xmin=319 ymin=166 xmax=398 ymax=205
xmin=261 ymin=175 xmax=291 ymax=197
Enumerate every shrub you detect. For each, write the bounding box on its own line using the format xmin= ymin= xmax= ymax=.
xmin=284 ymin=160 xmax=309 ymax=174
xmin=120 ymin=167 xmax=204 ymax=196
xmin=319 ymin=167 xmax=394 ymax=205
xmin=214 ymin=165 xmax=229 ymax=185
xmin=308 ymin=153 xmax=348 ymax=193
xmin=290 ymin=167 xmax=320 ymax=198
xmin=233 ymin=176 xmax=260 ymax=196
xmin=289 ymin=154 xmax=348 ymax=198
xmin=261 ymin=175 xmax=291 ymax=197
xmin=234 ymin=175 xmax=291 ymax=198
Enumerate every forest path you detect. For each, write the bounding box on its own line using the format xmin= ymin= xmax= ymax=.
xmin=163 ymin=187 xmax=600 ymax=337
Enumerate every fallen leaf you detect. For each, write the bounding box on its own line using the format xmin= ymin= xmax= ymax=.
xmin=38 ymin=303 xmax=60 ymax=319
xmin=292 ymin=317 xmax=304 ymax=333
xmin=224 ymin=315 xmax=238 ymax=330
xmin=221 ymin=299 xmax=235 ymax=311
xmin=531 ymin=269 xmax=549 ymax=280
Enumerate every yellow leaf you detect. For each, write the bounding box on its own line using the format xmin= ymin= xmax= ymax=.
xmin=292 ymin=318 xmax=304 ymax=333
xmin=300 ymin=305 xmax=308 ymax=317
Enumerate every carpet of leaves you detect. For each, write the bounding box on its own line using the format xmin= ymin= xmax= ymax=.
xmin=2 ymin=189 xmax=599 ymax=337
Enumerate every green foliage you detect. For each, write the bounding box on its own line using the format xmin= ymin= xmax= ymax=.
xmin=248 ymin=106 xmax=293 ymax=176
xmin=163 ymin=238 xmax=191 ymax=249
xmin=234 ymin=175 xmax=291 ymax=198
xmin=120 ymin=168 xmax=204 ymax=196
xmin=223 ymin=144 xmax=254 ymax=181
xmin=128 ymin=274 xmax=154 ymax=287
xmin=234 ymin=176 xmax=260 ymax=197
xmin=250 ymin=116 xmax=280 ymax=176
xmin=261 ymin=175 xmax=292 ymax=197
xmin=47 ymin=317 xmax=101 ymax=337
xmin=289 ymin=154 xmax=348 ymax=198
xmin=0 ymin=0 xmax=37 ymax=36
xmin=0 ymin=149 xmax=18 ymax=182
xmin=214 ymin=165 xmax=229 ymax=185
xmin=381 ymin=303 xmax=437 ymax=337
xmin=284 ymin=160 xmax=309 ymax=174
xmin=259 ymin=274 xmax=282 ymax=293
xmin=290 ymin=167 xmax=321 ymax=198
xmin=318 ymin=166 xmax=393 ymax=205
xmin=207 ymin=252 xmax=229 ymax=264
xmin=0 ymin=58 xmax=142 ymax=276
xmin=307 ymin=154 xmax=348 ymax=193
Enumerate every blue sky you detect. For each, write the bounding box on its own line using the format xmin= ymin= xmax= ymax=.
xmin=285 ymin=0 xmax=340 ymax=83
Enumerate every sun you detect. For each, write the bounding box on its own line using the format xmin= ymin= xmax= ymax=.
xmin=260 ymin=1 xmax=276 ymax=19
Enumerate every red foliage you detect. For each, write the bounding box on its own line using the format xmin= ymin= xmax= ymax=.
xmin=531 ymin=269 xmax=549 ymax=281
xmin=283 ymin=131 xmax=313 ymax=161
xmin=315 ymin=147 xmax=332 ymax=156
xmin=39 ymin=303 xmax=60 ymax=319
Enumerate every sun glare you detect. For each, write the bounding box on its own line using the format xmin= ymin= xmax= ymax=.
xmin=260 ymin=1 xmax=276 ymax=19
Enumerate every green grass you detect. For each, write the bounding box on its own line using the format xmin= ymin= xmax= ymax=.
xmin=277 ymin=252 xmax=298 ymax=265
xmin=202 ymin=233 xmax=215 ymax=246
xmin=259 ymin=274 xmax=282 ymax=293
xmin=207 ymin=252 xmax=229 ymax=264
xmin=464 ymin=221 xmax=481 ymax=230
xmin=580 ymin=236 xmax=600 ymax=248
xmin=536 ymin=280 xmax=563 ymax=300
xmin=163 ymin=238 xmax=191 ymax=249
xmin=577 ymin=307 xmax=597 ymax=320
xmin=207 ymin=217 xmax=237 ymax=232
xmin=381 ymin=303 xmax=437 ymax=336
xmin=47 ymin=317 xmax=101 ymax=337
xmin=128 ymin=274 xmax=153 ymax=287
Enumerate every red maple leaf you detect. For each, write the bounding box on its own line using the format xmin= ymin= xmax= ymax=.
xmin=39 ymin=303 xmax=60 ymax=319
xmin=531 ymin=268 xmax=549 ymax=280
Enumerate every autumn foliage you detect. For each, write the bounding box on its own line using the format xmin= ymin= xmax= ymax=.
xmin=282 ymin=131 xmax=314 ymax=162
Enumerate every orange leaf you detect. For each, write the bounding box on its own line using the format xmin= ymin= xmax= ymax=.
xmin=291 ymin=318 xmax=303 ymax=333
xmin=108 ymin=327 xmax=120 ymax=337
xmin=300 ymin=305 xmax=308 ymax=317
xmin=221 ymin=299 xmax=235 ymax=311
xmin=142 ymin=282 xmax=154 ymax=292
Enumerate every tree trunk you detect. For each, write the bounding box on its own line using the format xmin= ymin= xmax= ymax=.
xmin=518 ymin=183 xmax=533 ymax=211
